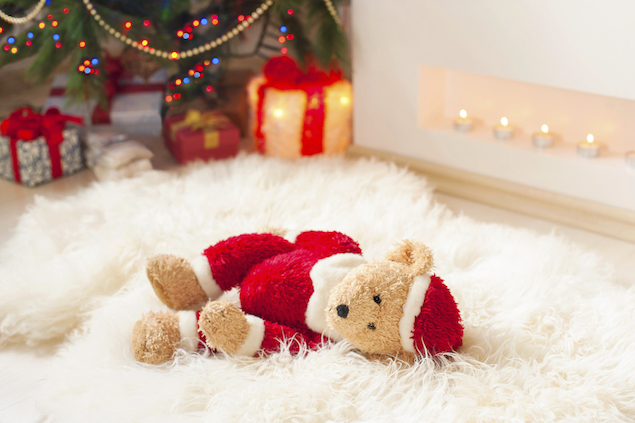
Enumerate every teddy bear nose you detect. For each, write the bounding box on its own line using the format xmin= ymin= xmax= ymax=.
xmin=336 ymin=304 xmax=349 ymax=318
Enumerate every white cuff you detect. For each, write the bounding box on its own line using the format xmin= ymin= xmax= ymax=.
xmin=178 ymin=310 xmax=199 ymax=352
xmin=191 ymin=255 xmax=222 ymax=300
xmin=236 ymin=315 xmax=266 ymax=357
xmin=399 ymin=274 xmax=431 ymax=353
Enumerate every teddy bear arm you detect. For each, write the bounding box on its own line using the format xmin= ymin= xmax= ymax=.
xmin=203 ymin=233 xmax=296 ymax=291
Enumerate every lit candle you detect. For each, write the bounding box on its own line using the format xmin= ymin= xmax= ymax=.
xmin=625 ymin=150 xmax=635 ymax=168
xmin=453 ymin=109 xmax=473 ymax=132
xmin=493 ymin=117 xmax=513 ymax=140
xmin=532 ymin=124 xmax=554 ymax=148
xmin=577 ymin=134 xmax=600 ymax=158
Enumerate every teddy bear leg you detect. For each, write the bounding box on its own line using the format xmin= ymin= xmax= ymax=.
xmin=146 ymin=254 xmax=209 ymax=310
xmin=198 ymin=301 xmax=326 ymax=357
xmin=131 ymin=310 xmax=181 ymax=364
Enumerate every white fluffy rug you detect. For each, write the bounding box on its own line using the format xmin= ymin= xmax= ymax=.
xmin=1 ymin=154 xmax=634 ymax=422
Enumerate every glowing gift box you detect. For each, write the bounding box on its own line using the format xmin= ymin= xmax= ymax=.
xmin=247 ymin=57 xmax=352 ymax=158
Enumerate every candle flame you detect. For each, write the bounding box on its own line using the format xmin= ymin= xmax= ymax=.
xmin=541 ymin=124 xmax=548 ymax=133
xmin=340 ymin=96 xmax=350 ymax=105
xmin=501 ymin=117 xmax=508 ymax=126
xmin=459 ymin=109 xmax=467 ymax=119
xmin=587 ymin=134 xmax=594 ymax=143
xmin=274 ymin=109 xmax=284 ymax=117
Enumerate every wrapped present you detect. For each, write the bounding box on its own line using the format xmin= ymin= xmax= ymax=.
xmin=164 ymin=109 xmax=240 ymax=164
xmin=247 ymin=57 xmax=352 ymax=158
xmin=0 ymin=107 xmax=83 ymax=187
xmin=43 ymin=59 xmax=166 ymax=135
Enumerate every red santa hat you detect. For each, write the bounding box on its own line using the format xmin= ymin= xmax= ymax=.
xmin=398 ymin=274 xmax=463 ymax=355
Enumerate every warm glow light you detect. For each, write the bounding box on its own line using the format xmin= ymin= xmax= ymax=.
xmin=170 ymin=51 xmax=179 ymax=59
xmin=78 ymin=65 xmax=85 ymax=72
xmin=10 ymin=47 xmax=17 ymax=54
xmin=165 ymin=95 xmax=173 ymax=103
xmin=459 ymin=109 xmax=467 ymax=119
xmin=175 ymin=79 xmax=182 ymax=86
xmin=141 ymin=39 xmax=149 ymax=46
xmin=124 ymin=21 xmax=132 ymax=30
xmin=51 ymin=20 xmax=58 ymax=27
xmin=587 ymin=134 xmax=594 ymax=143
xmin=278 ymin=36 xmax=286 ymax=43
xmin=501 ymin=117 xmax=508 ymax=126
xmin=274 ymin=109 xmax=284 ymax=117
xmin=38 ymin=22 xmax=45 ymax=29
xmin=340 ymin=96 xmax=350 ymax=105
xmin=79 ymin=41 xmax=86 ymax=48
xmin=193 ymin=20 xmax=200 ymax=27
xmin=541 ymin=124 xmax=549 ymax=133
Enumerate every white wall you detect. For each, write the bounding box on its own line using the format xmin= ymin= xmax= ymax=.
xmin=352 ymin=0 xmax=635 ymax=211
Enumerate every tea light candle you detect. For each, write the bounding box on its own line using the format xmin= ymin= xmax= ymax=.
xmin=453 ymin=109 xmax=473 ymax=132
xmin=532 ymin=124 xmax=554 ymax=148
xmin=577 ymin=134 xmax=600 ymax=158
xmin=626 ymin=150 xmax=635 ymax=168
xmin=493 ymin=117 xmax=512 ymax=140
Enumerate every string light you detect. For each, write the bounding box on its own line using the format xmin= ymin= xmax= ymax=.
xmin=63 ymin=8 xmax=69 ymax=13
xmin=26 ymin=40 xmax=32 ymax=46
xmin=280 ymin=47 xmax=288 ymax=54
xmin=124 ymin=21 xmax=132 ymax=30
xmin=238 ymin=15 xmax=245 ymax=22
xmin=165 ymin=95 xmax=173 ymax=103
xmin=51 ymin=20 xmax=58 ymax=27
xmin=278 ymin=36 xmax=285 ymax=43
xmin=79 ymin=41 xmax=86 ymax=48
xmin=143 ymin=20 xmax=150 ymax=27
xmin=10 ymin=46 xmax=17 ymax=53
xmin=38 ymin=21 xmax=45 ymax=29
xmin=54 ymin=42 xmax=61 ymax=48
xmin=173 ymin=93 xmax=181 ymax=99
xmin=280 ymin=26 xmax=287 ymax=32
xmin=206 ymin=86 xmax=213 ymax=92
xmin=27 ymin=32 xmax=34 ymax=39
xmin=82 ymin=0 xmax=274 ymax=60
xmin=7 ymin=36 xmax=15 ymax=44
xmin=52 ymin=34 xmax=60 ymax=41
xmin=212 ymin=57 xmax=219 ymax=64
xmin=287 ymin=9 xmax=293 ymax=14
xmin=200 ymin=18 xmax=208 ymax=25
xmin=287 ymin=34 xmax=294 ymax=40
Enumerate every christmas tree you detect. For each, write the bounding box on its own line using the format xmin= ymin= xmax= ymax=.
xmin=0 ymin=0 xmax=348 ymax=106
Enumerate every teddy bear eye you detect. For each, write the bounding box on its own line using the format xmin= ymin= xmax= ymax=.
xmin=368 ymin=323 xmax=376 ymax=330
xmin=373 ymin=295 xmax=381 ymax=305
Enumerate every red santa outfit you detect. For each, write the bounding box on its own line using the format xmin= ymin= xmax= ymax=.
xmin=178 ymin=231 xmax=367 ymax=356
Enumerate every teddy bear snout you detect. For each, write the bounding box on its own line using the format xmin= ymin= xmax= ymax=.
xmin=336 ymin=304 xmax=349 ymax=318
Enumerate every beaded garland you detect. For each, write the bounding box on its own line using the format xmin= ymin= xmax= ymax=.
xmin=0 ymin=0 xmax=47 ymax=24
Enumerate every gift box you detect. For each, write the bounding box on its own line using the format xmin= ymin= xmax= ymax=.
xmin=0 ymin=107 xmax=84 ymax=187
xmin=164 ymin=110 xmax=240 ymax=164
xmin=247 ymin=57 xmax=352 ymax=158
xmin=43 ymin=68 xmax=167 ymax=136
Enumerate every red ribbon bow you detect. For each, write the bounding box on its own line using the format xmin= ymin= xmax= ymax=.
xmin=1 ymin=106 xmax=83 ymax=183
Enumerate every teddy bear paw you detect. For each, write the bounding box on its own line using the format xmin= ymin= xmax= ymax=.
xmin=198 ymin=301 xmax=250 ymax=354
xmin=131 ymin=311 xmax=180 ymax=364
xmin=146 ymin=254 xmax=209 ymax=310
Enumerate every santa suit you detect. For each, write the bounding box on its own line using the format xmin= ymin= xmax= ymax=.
xmin=178 ymin=231 xmax=367 ymax=356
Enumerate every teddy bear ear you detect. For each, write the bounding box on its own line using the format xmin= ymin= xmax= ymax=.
xmin=384 ymin=240 xmax=434 ymax=277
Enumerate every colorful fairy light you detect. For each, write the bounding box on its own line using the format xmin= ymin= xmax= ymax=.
xmin=200 ymin=18 xmax=208 ymax=25
xmin=10 ymin=46 xmax=17 ymax=53
xmin=173 ymin=93 xmax=181 ymax=99
xmin=26 ymin=40 xmax=32 ymax=46
xmin=51 ymin=20 xmax=58 ymax=27
xmin=287 ymin=34 xmax=294 ymax=40
xmin=52 ymin=33 xmax=60 ymax=40
xmin=170 ymin=51 xmax=178 ymax=59
xmin=280 ymin=26 xmax=287 ymax=32
xmin=27 ymin=32 xmax=34 ymax=38
xmin=91 ymin=58 xmax=98 ymax=65
xmin=287 ymin=9 xmax=294 ymax=14
xmin=63 ymin=8 xmax=68 ymax=13
xmin=141 ymin=39 xmax=149 ymax=46
xmin=175 ymin=79 xmax=182 ymax=86
xmin=183 ymin=77 xmax=190 ymax=84
xmin=54 ymin=42 xmax=61 ymax=48
xmin=281 ymin=47 xmax=288 ymax=54
xmin=79 ymin=41 xmax=86 ymax=48
xmin=238 ymin=15 xmax=245 ymax=22
xmin=143 ymin=20 xmax=150 ymax=27
xmin=212 ymin=57 xmax=219 ymax=64
xmin=165 ymin=95 xmax=173 ymax=103
xmin=278 ymin=36 xmax=285 ymax=43
xmin=38 ymin=21 xmax=45 ymax=29
xmin=124 ymin=21 xmax=132 ymax=30
xmin=206 ymin=86 xmax=213 ymax=92
xmin=193 ymin=20 xmax=200 ymax=27
xmin=7 ymin=36 xmax=15 ymax=44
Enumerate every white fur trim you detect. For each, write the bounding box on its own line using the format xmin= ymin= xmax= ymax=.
xmin=178 ymin=311 xmax=199 ymax=353
xmin=399 ymin=274 xmax=431 ymax=353
xmin=236 ymin=315 xmax=266 ymax=357
xmin=190 ymin=255 xmax=222 ymax=300
xmin=306 ymin=253 xmax=366 ymax=341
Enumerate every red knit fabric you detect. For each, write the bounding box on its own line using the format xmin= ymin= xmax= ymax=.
xmin=203 ymin=233 xmax=295 ymax=291
xmin=294 ymin=231 xmax=362 ymax=258
xmin=411 ymin=275 xmax=463 ymax=355
xmin=260 ymin=320 xmax=326 ymax=356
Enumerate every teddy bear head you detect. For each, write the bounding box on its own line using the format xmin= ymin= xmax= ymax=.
xmin=326 ymin=240 xmax=463 ymax=358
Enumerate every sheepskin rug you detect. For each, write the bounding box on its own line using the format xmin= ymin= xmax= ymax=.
xmin=1 ymin=154 xmax=634 ymax=422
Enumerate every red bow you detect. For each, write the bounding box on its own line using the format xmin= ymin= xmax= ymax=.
xmin=1 ymin=106 xmax=83 ymax=183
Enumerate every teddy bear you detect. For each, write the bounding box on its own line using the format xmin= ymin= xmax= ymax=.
xmin=131 ymin=230 xmax=463 ymax=364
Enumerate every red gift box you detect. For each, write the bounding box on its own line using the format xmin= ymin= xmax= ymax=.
xmin=164 ymin=110 xmax=240 ymax=164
